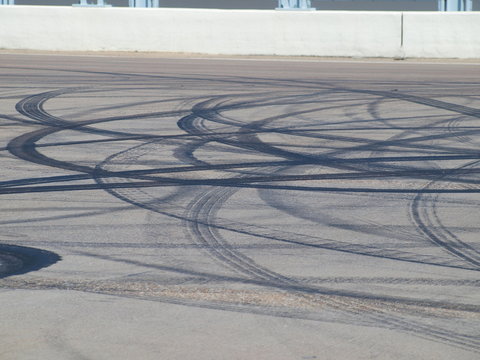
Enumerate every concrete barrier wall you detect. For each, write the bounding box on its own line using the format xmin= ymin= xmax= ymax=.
xmin=0 ymin=6 xmax=479 ymax=58
xmin=0 ymin=6 xmax=402 ymax=57
xmin=403 ymin=13 xmax=480 ymax=58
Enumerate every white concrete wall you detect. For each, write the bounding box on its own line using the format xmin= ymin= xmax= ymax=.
xmin=0 ymin=6 xmax=401 ymax=57
xmin=403 ymin=13 xmax=480 ymax=58
xmin=0 ymin=6 xmax=479 ymax=58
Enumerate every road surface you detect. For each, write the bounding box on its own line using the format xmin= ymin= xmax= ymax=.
xmin=0 ymin=52 xmax=479 ymax=359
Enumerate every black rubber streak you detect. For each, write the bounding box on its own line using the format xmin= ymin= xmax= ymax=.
xmin=1 ymin=68 xmax=479 ymax=353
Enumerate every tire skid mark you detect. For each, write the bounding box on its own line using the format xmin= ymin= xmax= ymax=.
xmin=411 ymin=161 xmax=480 ymax=269
xmin=363 ymin=92 xmax=480 ymax=269
xmin=159 ymin=95 xmax=480 ymax=351
xmin=3 ymin=80 xmax=480 ymax=353
xmin=101 ymin=175 xmax=480 ymax=352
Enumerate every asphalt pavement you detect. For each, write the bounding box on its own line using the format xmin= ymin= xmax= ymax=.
xmin=0 ymin=52 xmax=479 ymax=359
